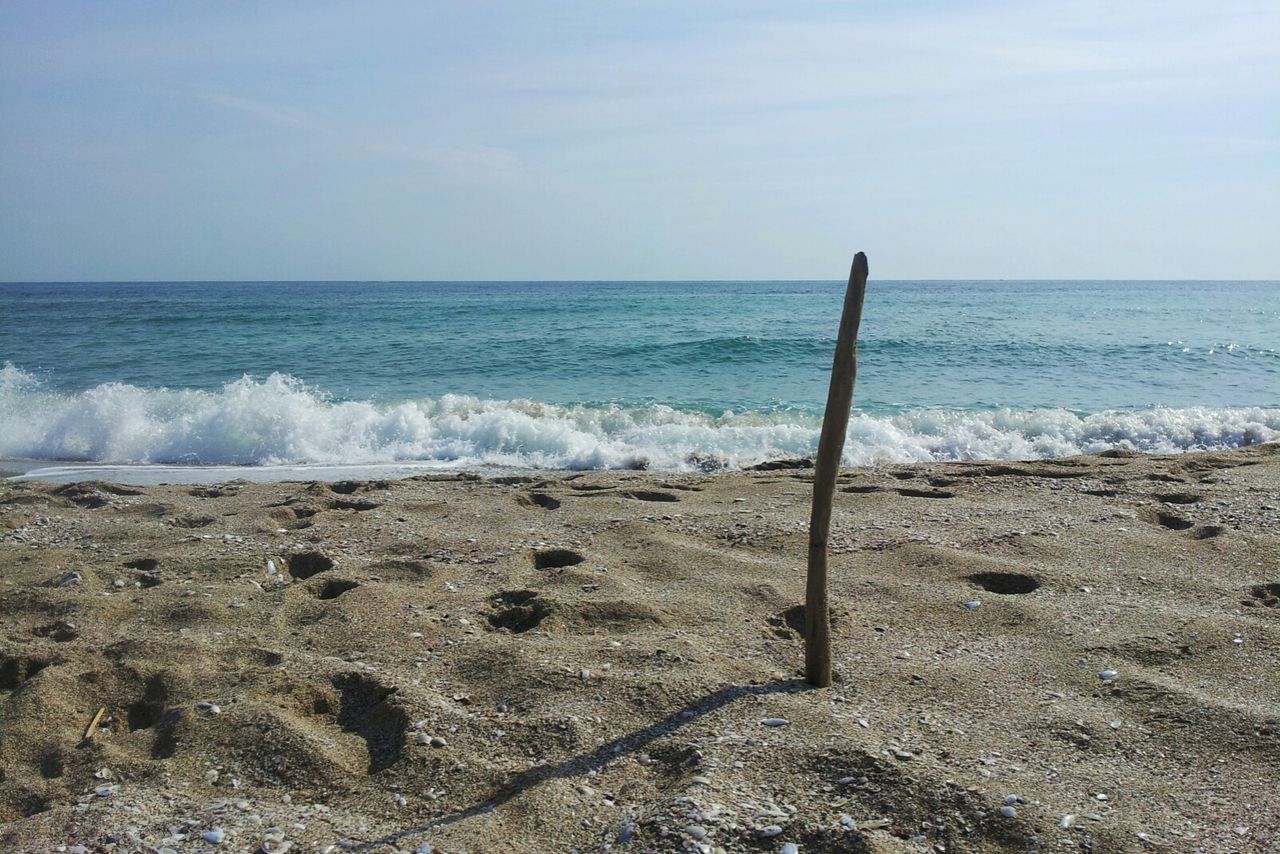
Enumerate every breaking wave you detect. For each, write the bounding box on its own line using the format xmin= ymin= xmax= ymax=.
xmin=2 ymin=365 xmax=1277 ymax=472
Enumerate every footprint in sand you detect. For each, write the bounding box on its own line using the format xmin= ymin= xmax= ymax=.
xmin=533 ymin=549 xmax=586 ymax=570
xmin=967 ymin=572 xmax=1041 ymax=595
xmin=621 ymin=490 xmax=680 ymax=503
xmin=287 ymin=552 xmax=336 ymax=580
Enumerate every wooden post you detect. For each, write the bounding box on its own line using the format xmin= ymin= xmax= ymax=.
xmin=805 ymin=252 xmax=868 ymax=687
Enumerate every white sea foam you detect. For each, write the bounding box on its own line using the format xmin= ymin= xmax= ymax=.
xmin=1 ymin=365 xmax=1277 ymax=478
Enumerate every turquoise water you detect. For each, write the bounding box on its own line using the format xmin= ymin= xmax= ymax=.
xmin=2 ymin=280 xmax=1278 ymax=477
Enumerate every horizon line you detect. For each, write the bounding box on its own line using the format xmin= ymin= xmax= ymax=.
xmin=3 ymin=277 xmax=1279 ymax=285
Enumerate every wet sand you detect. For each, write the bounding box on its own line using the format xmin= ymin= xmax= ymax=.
xmin=1 ymin=445 xmax=1278 ymax=853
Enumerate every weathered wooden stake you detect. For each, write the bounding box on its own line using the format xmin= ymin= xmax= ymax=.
xmin=805 ymin=252 xmax=868 ymax=687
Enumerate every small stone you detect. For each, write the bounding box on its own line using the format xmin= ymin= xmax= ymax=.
xmin=964 ymin=600 xmax=981 ymax=610
xmin=780 ymin=844 xmax=799 ymax=854
xmin=203 ymin=827 xmax=225 ymax=844
xmin=760 ymin=825 xmax=784 ymax=837
xmin=55 ymin=571 xmax=83 ymax=587
xmin=113 ymin=578 xmax=126 ymax=589
xmin=998 ymin=806 xmax=1017 ymax=818
xmin=760 ymin=718 xmax=789 ymax=727
xmin=839 ymin=815 xmax=854 ymax=828
xmin=686 ymin=825 xmax=708 ymax=840
xmin=197 ymin=701 xmax=222 ymax=714
xmin=892 ymin=749 xmax=914 ymax=760
xmin=1003 ymin=794 xmax=1019 ymax=805
xmin=205 ymin=769 xmax=220 ymax=784
xmin=1060 ymin=814 xmax=1076 ymax=828
xmin=430 ymin=736 xmax=447 ymax=748
xmin=1098 ymin=669 xmax=1118 ymax=682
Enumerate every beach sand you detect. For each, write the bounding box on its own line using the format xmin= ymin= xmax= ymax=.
xmin=1 ymin=445 xmax=1277 ymax=853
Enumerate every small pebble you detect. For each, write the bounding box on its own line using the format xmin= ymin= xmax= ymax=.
xmin=1003 ymin=794 xmax=1019 ymax=805
xmin=685 ymin=825 xmax=707 ymax=840
xmin=998 ymin=806 xmax=1017 ymax=819
xmin=760 ymin=825 xmax=784 ymax=837
xmin=1098 ymin=669 xmax=1118 ymax=682
xmin=430 ymin=736 xmax=447 ymax=748
xmin=964 ymin=600 xmax=981 ymax=610
xmin=760 ymin=718 xmax=789 ymax=727
xmin=1060 ymin=814 xmax=1075 ymax=829
xmin=780 ymin=844 xmax=799 ymax=854
xmin=202 ymin=827 xmax=225 ymax=844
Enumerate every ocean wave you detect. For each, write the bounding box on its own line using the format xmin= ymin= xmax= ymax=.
xmin=1 ymin=365 xmax=1277 ymax=471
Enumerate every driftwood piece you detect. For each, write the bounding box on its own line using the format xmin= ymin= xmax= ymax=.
xmin=82 ymin=705 xmax=107 ymax=742
xmin=805 ymin=252 xmax=869 ymax=687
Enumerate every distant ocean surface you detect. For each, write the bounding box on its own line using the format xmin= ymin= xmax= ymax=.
xmin=2 ymin=280 xmax=1278 ymax=482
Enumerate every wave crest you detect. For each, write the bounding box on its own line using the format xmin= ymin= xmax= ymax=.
xmin=1 ymin=365 xmax=1276 ymax=471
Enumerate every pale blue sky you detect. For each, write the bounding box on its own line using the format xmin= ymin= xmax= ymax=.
xmin=1 ymin=1 xmax=1276 ymax=281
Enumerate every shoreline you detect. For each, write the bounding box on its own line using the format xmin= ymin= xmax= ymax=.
xmin=1 ymin=444 xmax=1277 ymax=852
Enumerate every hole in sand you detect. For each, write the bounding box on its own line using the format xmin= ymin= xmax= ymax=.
xmin=332 ymin=672 xmax=408 ymax=774
xmin=126 ymin=674 xmax=168 ymax=732
xmin=123 ymin=557 xmax=158 ymax=572
xmin=288 ymin=552 xmax=335 ymax=580
xmin=622 ymin=490 xmax=680 ymax=502
xmin=0 ymin=656 xmax=50 ymax=691
xmin=529 ymin=493 xmax=561 ymax=510
xmin=1155 ymin=492 xmax=1202 ymax=504
xmin=1153 ymin=512 xmax=1194 ymax=531
xmin=329 ymin=499 xmax=381 ymax=512
xmin=188 ymin=486 xmax=233 ymax=498
xmin=842 ymin=485 xmax=884 ymax=494
xmin=488 ymin=590 xmax=553 ymax=633
xmin=33 ymin=622 xmax=79 ymax=642
xmin=967 ymin=572 xmax=1041 ymax=595
xmin=136 ymin=573 xmax=162 ymax=588
xmin=1192 ymin=525 xmax=1224 ymax=540
xmin=317 ymin=579 xmax=360 ymax=600
xmin=169 ymin=515 xmax=216 ymax=529
xmin=1250 ymin=583 xmax=1280 ymax=607
xmin=534 ymin=549 xmax=585 ymax=570
xmin=896 ymin=488 xmax=954 ymax=499
xmin=1083 ymin=488 xmax=1119 ymax=497
xmin=330 ymin=481 xmax=363 ymax=494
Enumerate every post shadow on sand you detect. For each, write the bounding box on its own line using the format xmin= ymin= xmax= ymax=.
xmin=347 ymin=679 xmax=809 ymax=851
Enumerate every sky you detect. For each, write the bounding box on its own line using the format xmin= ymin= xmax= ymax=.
xmin=1 ymin=1 xmax=1277 ymax=281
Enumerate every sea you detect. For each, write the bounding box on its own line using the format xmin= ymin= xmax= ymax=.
xmin=1 ymin=280 xmax=1277 ymax=484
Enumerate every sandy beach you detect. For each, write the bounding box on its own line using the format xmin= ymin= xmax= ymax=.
xmin=1 ymin=445 xmax=1277 ymax=853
